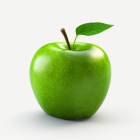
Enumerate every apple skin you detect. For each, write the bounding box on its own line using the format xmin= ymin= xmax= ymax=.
xmin=29 ymin=42 xmax=111 ymax=120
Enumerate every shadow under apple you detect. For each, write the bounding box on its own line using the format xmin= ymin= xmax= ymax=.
xmin=9 ymin=109 xmax=116 ymax=131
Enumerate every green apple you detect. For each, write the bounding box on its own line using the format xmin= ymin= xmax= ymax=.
xmin=30 ymin=42 xmax=111 ymax=120
xmin=29 ymin=22 xmax=113 ymax=120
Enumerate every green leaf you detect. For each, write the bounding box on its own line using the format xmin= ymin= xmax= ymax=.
xmin=76 ymin=22 xmax=114 ymax=36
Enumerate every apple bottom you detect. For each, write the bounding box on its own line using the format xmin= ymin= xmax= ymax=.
xmin=39 ymin=97 xmax=106 ymax=120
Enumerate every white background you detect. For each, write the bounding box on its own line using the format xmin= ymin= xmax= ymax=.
xmin=0 ymin=0 xmax=140 ymax=139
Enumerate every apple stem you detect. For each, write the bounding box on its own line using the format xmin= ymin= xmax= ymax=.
xmin=61 ymin=28 xmax=71 ymax=50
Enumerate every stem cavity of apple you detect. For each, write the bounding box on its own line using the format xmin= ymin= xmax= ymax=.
xmin=61 ymin=28 xmax=71 ymax=50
